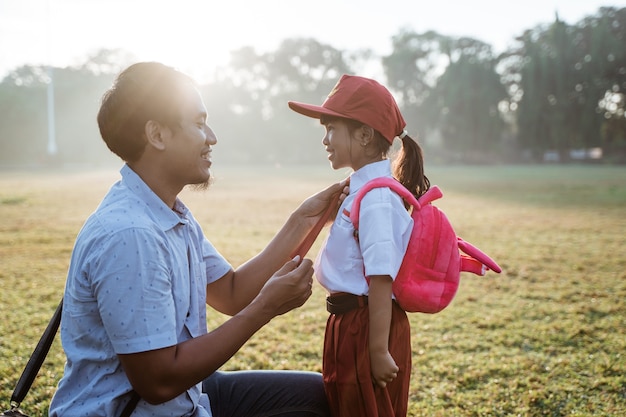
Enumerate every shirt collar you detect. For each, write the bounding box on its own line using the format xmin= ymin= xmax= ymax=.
xmin=120 ymin=164 xmax=188 ymax=231
xmin=349 ymin=160 xmax=393 ymax=194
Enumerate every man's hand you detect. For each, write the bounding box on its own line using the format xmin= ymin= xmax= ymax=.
xmin=254 ymin=256 xmax=314 ymax=317
xmin=120 ymin=255 xmax=315 ymax=404
xmin=298 ymin=178 xmax=349 ymax=226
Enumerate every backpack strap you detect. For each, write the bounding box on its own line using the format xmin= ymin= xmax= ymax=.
xmin=350 ymin=177 xmax=443 ymax=229
xmin=416 ymin=185 xmax=443 ymax=206
xmin=458 ymin=237 xmax=502 ymax=274
xmin=290 ymin=199 xmax=336 ymax=259
xmin=351 ymin=178 xmax=502 ymax=276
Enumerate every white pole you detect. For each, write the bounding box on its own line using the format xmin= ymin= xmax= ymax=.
xmin=46 ymin=65 xmax=57 ymax=155
xmin=46 ymin=0 xmax=57 ymax=156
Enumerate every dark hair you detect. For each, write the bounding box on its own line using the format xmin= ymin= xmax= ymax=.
xmin=393 ymin=133 xmax=430 ymax=199
xmin=321 ymin=115 xmax=430 ymax=198
xmin=97 ymin=62 xmax=196 ymax=162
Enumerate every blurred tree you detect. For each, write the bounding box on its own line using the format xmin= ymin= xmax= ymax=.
xmin=508 ymin=7 xmax=626 ymax=162
xmin=265 ymin=38 xmax=353 ymax=164
xmin=199 ymin=46 xmax=268 ymax=164
xmin=382 ymin=29 xmax=445 ymax=141
xmin=2 ymin=7 xmax=625 ymax=168
xmin=427 ymin=48 xmax=507 ymax=162
xmin=265 ymin=37 xmax=351 ymax=111
xmin=79 ymin=48 xmax=137 ymax=76
xmin=0 ymin=49 xmax=131 ymax=167
xmin=47 ymin=65 xmax=117 ymax=166
xmin=581 ymin=7 xmax=626 ymax=162
xmin=204 ymin=38 xmax=354 ymax=165
xmin=0 ymin=65 xmax=49 ymax=166
xmin=383 ymin=30 xmax=507 ymax=163
xmin=50 ymin=49 xmax=128 ymax=166
xmin=513 ymin=17 xmax=576 ymax=161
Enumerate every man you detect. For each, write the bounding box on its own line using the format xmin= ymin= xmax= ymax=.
xmin=49 ymin=62 xmax=344 ymax=416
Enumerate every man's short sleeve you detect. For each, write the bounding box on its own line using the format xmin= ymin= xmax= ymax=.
xmin=90 ymin=228 xmax=178 ymax=354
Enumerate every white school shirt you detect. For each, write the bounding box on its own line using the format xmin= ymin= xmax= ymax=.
xmin=314 ymin=160 xmax=413 ymax=296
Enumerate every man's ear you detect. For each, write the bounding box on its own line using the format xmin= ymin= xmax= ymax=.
xmin=145 ymin=120 xmax=167 ymax=150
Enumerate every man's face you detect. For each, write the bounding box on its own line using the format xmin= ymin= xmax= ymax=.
xmin=162 ymin=85 xmax=217 ymax=189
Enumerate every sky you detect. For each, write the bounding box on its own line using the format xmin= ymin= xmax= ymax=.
xmin=1 ymin=0 xmax=624 ymax=81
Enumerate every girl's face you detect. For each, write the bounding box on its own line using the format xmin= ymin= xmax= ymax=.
xmin=322 ymin=119 xmax=373 ymax=171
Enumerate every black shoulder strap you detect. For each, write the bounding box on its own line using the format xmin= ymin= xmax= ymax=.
xmin=119 ymin=391 xmax=141 ymax=417
xmin=4 ymin=298 xmax=140 ymax=417
xmin=10 ymin=299 xmax=63 ymax=408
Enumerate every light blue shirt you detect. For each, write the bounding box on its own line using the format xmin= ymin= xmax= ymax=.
xmin=49 ymin=165 xmax=232 ymax=417
xmin=315 ymin=160 xmax=413 ymax=295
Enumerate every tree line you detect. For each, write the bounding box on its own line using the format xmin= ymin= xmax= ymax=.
xmin=0 ymin=6 xmax=624 ymax=168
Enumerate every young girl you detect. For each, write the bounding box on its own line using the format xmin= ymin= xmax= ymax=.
xmin=289 ymin=74 xmax=430 ymax=417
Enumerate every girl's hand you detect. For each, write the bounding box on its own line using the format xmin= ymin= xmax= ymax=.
xmin=370 ymin=350 xmax=399 ymax=388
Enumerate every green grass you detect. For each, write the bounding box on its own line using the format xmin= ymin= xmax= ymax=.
xmin=1 ymin=164 xmax=625 ymax=416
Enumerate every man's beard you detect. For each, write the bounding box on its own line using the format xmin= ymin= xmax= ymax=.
xmin=190 ymin=176 xmax=212 ymax=191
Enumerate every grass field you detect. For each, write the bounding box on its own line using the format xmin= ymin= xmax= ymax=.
xmin=1 ymin=164 xmax=625 ymax=416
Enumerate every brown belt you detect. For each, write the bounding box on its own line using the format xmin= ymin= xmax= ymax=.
xmin=326 ymin=293 xmax=368 ymax=314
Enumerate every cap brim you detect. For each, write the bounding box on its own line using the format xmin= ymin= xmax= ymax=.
xmin=288 ymin=101 xmax=349 ymax=120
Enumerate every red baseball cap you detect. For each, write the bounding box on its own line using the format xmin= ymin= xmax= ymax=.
xmin=288 ymin=74 xmax=406 ymax=144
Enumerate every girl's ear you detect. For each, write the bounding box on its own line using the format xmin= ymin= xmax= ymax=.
xmin=358 ymin=125 xmax=375 ymax=145
xmin=145 ymin=120 xmax=167 ymax=151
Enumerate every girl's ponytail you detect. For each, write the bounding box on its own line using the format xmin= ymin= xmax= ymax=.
xmin=393 ymin=134 xmax=430 ymax=199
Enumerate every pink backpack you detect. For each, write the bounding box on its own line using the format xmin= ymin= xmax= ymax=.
xmin=351 ymin=177 xmax=502 ymax=314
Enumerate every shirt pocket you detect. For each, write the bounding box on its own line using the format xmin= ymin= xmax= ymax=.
xmin=326 ymin=210 xmax=363 ymax=269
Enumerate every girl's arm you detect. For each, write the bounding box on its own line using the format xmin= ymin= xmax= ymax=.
xmin=368 ymin=274 xmax=400 ymax=388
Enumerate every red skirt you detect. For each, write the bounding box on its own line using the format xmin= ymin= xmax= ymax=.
xmin=323 ymin=298 xmax=411 ymax=417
